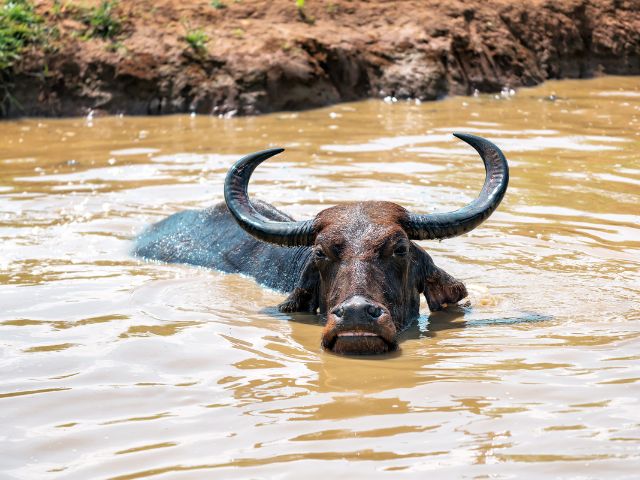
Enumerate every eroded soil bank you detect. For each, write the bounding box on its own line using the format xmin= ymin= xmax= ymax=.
xmin=2 ymin=0 xmax=640 ymax=118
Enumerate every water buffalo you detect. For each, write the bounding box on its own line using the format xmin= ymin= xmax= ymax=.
xmin=134 ymin=133 xmax=509 ymax=355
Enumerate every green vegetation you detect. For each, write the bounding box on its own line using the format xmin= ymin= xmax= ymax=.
xmin=81 ymin=1 xmax=121 ymax=39
xmin=51 ymin=0 xmax=67 ymax=18
xmin=185 ymin=28 xmax=208 ymax=52
xmin=211 ymin=0 xmax=227 ymax=9
xmin=0 ymin=0 xmax=125 ymax=112
xmin=296 ymin=0 xmax=314 ymax=24
xmin=0 ymin=0 xmax=43 ymax=70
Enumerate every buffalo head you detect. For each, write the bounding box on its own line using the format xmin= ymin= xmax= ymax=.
xmin=224 ymin=133 xmax=509 ymax=355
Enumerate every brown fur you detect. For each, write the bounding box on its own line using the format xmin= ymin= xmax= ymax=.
xmin=278 ymin=201 xmax=468 ymax=354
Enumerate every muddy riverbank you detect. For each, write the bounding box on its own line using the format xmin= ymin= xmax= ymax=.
xmin=2 ymin=0 xmax=640 ymax=118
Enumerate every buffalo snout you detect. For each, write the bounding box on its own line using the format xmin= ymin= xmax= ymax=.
xmin=332 ymin=295 xmax=383 ymax=323
xmin=322 ymin=295 xmax=397 ymax=355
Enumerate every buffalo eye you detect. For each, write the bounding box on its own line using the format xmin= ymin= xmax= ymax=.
xmin=393 ymin=244 xmax=409 ymax=257
xmin=314 ymin=248 xmax=328 ymax=261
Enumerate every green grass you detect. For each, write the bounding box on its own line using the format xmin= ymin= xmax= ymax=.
xmin=0 ymin=0 xmax=43 ymax=70
xmin=211 ymin=0 xmax=226 ymax=9
xmin=185 ymin=28 xmax=208 ymax=52
xmin=82 ymin=0 xmax=121 ymax=39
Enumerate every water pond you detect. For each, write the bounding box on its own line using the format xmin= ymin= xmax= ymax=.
xmin=1 ymin=76 xmax=639 ymax=479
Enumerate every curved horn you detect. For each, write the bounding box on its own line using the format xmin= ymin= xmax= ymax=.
xmin=224 ymin=148 xmax=316 ymax=247
xmin=403 ymin=133 xmax=509 ymax=240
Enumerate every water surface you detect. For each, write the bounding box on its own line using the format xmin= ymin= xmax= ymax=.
xmin=1 ymin=76 xmax=639 ymax=479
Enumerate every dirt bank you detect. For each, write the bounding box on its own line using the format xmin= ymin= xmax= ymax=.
xmin=2 ymin=0 xmax=639 ymax=118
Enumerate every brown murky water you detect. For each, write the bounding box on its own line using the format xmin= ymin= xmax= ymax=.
xmin=1 ymin=76 xmax=639 ymax=479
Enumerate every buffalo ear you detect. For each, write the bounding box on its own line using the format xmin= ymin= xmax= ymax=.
xmin=411 ymin=244 xmax=468 ymax=311
xmin=278 ymin=257 xmax=320 ymax=313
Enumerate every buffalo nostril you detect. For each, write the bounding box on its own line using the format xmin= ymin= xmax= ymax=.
xmin=367 ymin=305 xmax=382 ymax=318
xmin=333 ymin=306 xmax=344 ymax=318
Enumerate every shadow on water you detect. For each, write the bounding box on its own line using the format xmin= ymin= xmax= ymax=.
xmin=409 ymin=309 xmax=554 ymax=339
xmin=260 ymin=306 xmax=325 ymax=327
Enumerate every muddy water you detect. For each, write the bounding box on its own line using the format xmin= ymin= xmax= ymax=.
xmin=1 ymin=76 xmax=639 ymax=479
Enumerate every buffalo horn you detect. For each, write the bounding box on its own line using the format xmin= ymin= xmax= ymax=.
xmin=224 ymin=148 xmax=316 ymax=247
xmin=403 ymin=133 xmax=509 ymax=240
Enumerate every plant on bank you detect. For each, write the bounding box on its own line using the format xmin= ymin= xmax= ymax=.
xmin=82 ymin=0 xmax=121 ymax=39
xmin=0 ymin=0 xmax=43 ymax=70
xmin=185 ymin=28 xmax=208 ymax=52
